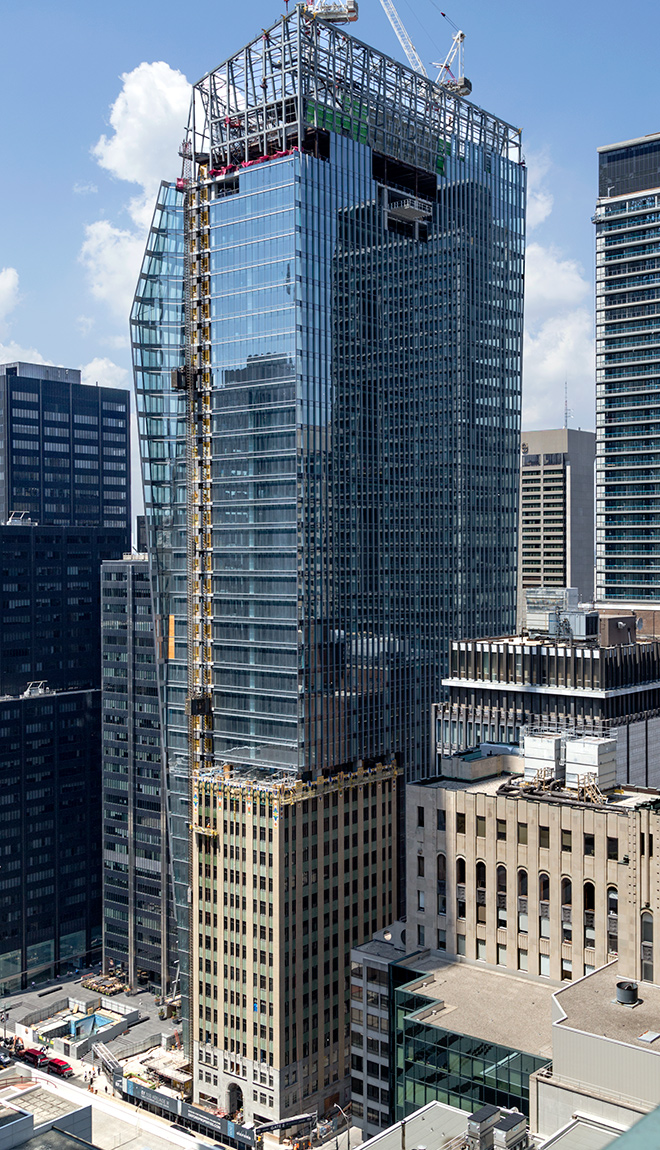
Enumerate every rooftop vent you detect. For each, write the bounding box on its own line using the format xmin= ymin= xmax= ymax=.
xmin=616 ymin=980 xmax=639 ymax=1007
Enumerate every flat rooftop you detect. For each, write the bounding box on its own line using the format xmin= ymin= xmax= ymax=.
xmin=353 ymin=939 xmax=408 ymax=961
xmin=397 ymin=957 xmax=555 ymax=1059
xmin=556 ymin=961 xmax=660 ymax=1052
xmin=0 ymin=1086 xmax=78 ymax=1123
xmin=413 ymin=772 xmax=660 ymax=812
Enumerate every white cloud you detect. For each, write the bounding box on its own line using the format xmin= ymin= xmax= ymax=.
xmin=81 ymin=61 xmax=191 ymax=322
xmin=80 ymin=356 xmax=130 ymax=390
xmin=523 ymin=309 xmax=594 ymax=429
xmin=0 ymin=339 xmax=50 ymax=368
xmin=524 ymin=242 xmax=590 ymax=324
xmin=73 ymin=181 xmax=98 ymax=195
xmin=0 ymin=268 xmax=20 ymax=336
xmin=523 ymin=225 xmax=594 ymax=430
xmin=525 ymin=151 xmax=554 ymax=231
xmin=79 ymin=219 xmax=145 ymax=323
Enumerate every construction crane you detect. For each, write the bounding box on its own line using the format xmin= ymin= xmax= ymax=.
xmin=432 ymin=10 xmax=471 ymax=95
xmin=379 ymin=0 xmax=472 ymax=97
xmin=379 ymin=0 xmax=427 ymax=76
xmin=303 ymin=0 xmax=358 ymax=22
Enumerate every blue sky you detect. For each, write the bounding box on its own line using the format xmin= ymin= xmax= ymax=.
xmin=2 ymin=0 xmax=660 ymax=440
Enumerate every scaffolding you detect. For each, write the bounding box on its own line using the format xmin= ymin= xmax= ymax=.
xmin=184 ymin=3 xmax=521 ymax=181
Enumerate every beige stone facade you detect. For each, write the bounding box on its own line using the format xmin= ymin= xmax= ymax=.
xmin=190 ymin=761 xmax=398 ymax=1126
xmin=406 ymin=771 xmax=660 ymax=985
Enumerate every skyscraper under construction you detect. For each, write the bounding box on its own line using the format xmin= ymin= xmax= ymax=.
xmin=131 ymin=3 xmax=525 ymax=1125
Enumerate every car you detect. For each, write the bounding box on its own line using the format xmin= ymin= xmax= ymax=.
xmin=0 ymin=1054 xmax=12 ymax=1068
xmin=46 ymin=1058 xmax=74 ymax=1078
xmin=21 ymin=1049 xmax=49 ymax=1068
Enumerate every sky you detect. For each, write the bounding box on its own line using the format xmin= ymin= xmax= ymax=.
xmin=2 ymin=0 xmax=660 ymax=457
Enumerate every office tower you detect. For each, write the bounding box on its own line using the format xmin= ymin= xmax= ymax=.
xmin=435 ymin=605 xmax=660 ymax=786
xmin=102 ymin=555 xmax=176 ymax=993
xmin=0 ymin=683 xmax=101 ymax=992
xmin=595 ymin=133 xmax=660 ymax=606
xmin=0 ymin=522 xmax=127 ymax=695
xmin=131 ymin=5 xmax=526 ymax=1121
xmin=518 ymin=428 xmax=595 ymax=615
xmin=406 ymin=732 xmax=658 ymax=985
xmin=0 ymin=362 xmax=130 ymax=530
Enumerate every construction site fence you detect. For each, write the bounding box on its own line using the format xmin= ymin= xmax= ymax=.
xmin=103 ymin=1032 xmax=165 ymax=1061
xmin=19 ymin=998 xmax=70 ymax=1028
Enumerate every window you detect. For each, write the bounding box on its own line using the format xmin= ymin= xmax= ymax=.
xmin=539 ymin=825 xmax=550 ymax=849
xmin=539 ymin=953 xmax=550 ymax=977
xmin=584 ymin=833 xmax=595 ymax=857
xmin=561 ymin=958 xmax=572 ymax=981
xmin=476 ymin=815 xmax=486 ymax=837
xmin=456 ymin=812 xmax=466 ymax=834
xmin=584 ymin=881 xmax=595 ymax=948
xmin=497 ymin=944 xmax=507 ymax=966
xmin=496 ymin=818 xmax=506 ymax=841
xmin=417 ymin=890 xmax=425 ymax=912
xmin=456 ymin=857 xmax=465 ymax=920
xmin=496 ymin=865 xmax=507 ymax=928
xmin=518 ymin=822 xmax=528 ymax=845
xmin=642 ymin=912 xmax=654 ymax=982
xmin=417 ymin=924 xmax=425 ymax=946
xmin=518 ymin=948 xmax=528 ymax=972
xmin=561 ymin=829 xmax=572 ymax=852
xmin=437 ymin=928 xmax=446 ymax=950
xmin=456 ymin=857 xmax=466 ymax=883
xmin=607 ymin=886 xmax=618 ymax=954
xmin=607 ymin=836 xmax=618 ymax=861
xmin=417 ymin=806 xmax=424 ymax=828
xmin=518 ymin=869 xmax=528 ymax=933
xmin=561 ymin=877 xmax=572 ymax=943
xmin=475 ymin=860 xmax=487 ymax=923
xmin=417 ymin=855 xmax=425 ymax=877
xmin=437 ymin=809 xmax=446 ymax=832
xmin=457 ymin=934 xmax=466 ymax=955
xmin=476 ymin=939 xmax=486 ymax=961
xmin=437 ymin=854 xmax=446 ymax=915
xmin=539 ymin=873 xmax=550 ymax=938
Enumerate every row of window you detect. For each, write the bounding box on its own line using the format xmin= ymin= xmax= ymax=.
xmin=419 ymin=805 xmax=625 ymax=858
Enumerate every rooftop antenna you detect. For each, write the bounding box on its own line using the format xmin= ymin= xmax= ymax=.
xmin=564 ymin=380 xmax=572 ymax=429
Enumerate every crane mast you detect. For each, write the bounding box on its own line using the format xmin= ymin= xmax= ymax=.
xmin=378 ymin=0 xmax=428 ymax=76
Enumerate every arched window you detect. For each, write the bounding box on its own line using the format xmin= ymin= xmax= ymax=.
xmin=539 ymin=873 xmax=550 ymax=938
xmin=517 ymin=869 xmax=528 ymax=933
xmin=456 ymin=857 xmax=466 ymax=920
xmin=642 ymin=912 xmax=653 ymax=982
xmin=561 ymin=878 xmax=572 ymax=943
xmin=476 ymin=862 xmax=486 ymax=923
xmin=437 ymin=854 xmax=446 ymax=916
xmin=584 ymin=881 xmax=595 ymax=948
xmin=497 ymin=865 xmax=507 ymax=928
xmin=607 ymin=887 xmax=618 ymax=955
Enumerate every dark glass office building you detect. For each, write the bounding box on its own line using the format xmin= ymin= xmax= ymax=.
xmin=102 ymin=556 xmax=177 ymax=993
xmin=132 ymin=9 xmax=525 ymax=1098
xmin=0 ymin=685 xmax=101 ymax=992
xmin=0 ymin=362 xmax=130 ymax=529
xmin=0 ymin=522 xmax=127 ymax=695
xmin=596 ymin=133 xmax=660 ymax=603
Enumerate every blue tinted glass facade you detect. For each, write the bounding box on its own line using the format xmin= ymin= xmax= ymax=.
xmin=596 ymin=136 xmax=660 ymax=602
xmin=204 ymin=130 xmax=524 ymax=782
xmin=131 ymin=183 xmax=191 ymax=1028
